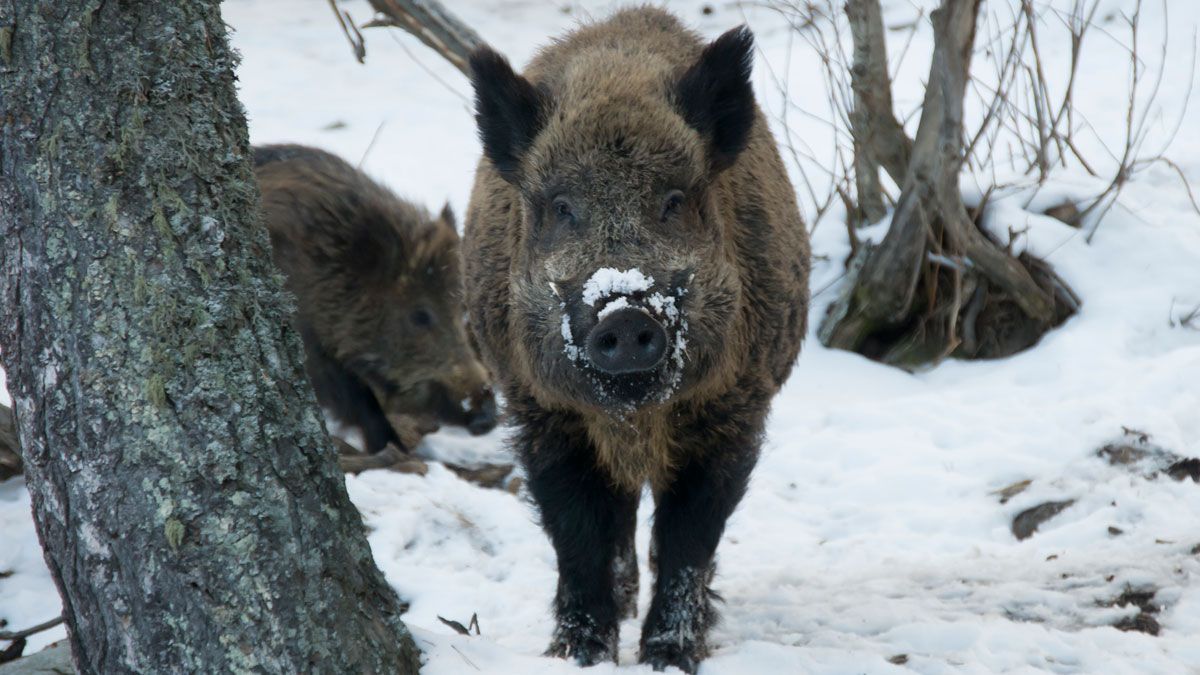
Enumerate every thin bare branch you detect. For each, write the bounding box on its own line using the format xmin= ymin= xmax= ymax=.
xmin=845 ymin=0 xmax=913 ymax=186
xmin=1142 ymin=157 xmax=1200 ymax=217
xmin=327 ymin=0 xmax=366 ymax=64
xmin=363 ymin=0 xmax=484 ymax=76
xmin=0 ymin=616 xmax=63 ymax=641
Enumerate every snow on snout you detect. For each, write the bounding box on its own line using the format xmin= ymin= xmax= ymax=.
xmin=591 ymin=287 xmax=690 ymax=399
xmin=561 ymin=312 xmax=580 ymax=362
xmin=596 ymin=296 xmax=633 ymax=321
xmin=581 ymin=268 xmax=654 ymax=306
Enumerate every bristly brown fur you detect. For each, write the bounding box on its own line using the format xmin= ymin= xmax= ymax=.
xmin=465 ymin=9 xmax=809 ymax=491
xmin=464 ymin=7 xmax=809 ymax=672
xmin=256 ymin=144 xmax=496 ymax=452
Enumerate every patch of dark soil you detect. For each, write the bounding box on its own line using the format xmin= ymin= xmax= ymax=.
xmin=1097 ymin=427 xmax=1162 ymax=467
xmin=0 ymin=637 xmax=26 ymax=665
xmin=1042 ymin=200 xmax=1081 ymax=227
xmin=1103 ymin=588 xmax=1161 ymax=636
xmin=1097 ymin=428 xmax=1199 ymax=484
xmin=962 ymin=252 xmax=1078 ymax=360
xmin=1166 ymin=458 xmax=1200 ymax=483
xmin=1012 ymin=500 xmax=1075 ymax=540
xmin=1097 ymin=442 xmax=1152 ymax=466
xmin=1113 ymin=612 xmax=1160 ymax=635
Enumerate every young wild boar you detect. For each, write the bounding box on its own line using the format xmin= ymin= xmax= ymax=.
xmin=463 ymin=8 xmax=810 ymax=673
xmin=254 ymin=144 xmax=497 ymax=453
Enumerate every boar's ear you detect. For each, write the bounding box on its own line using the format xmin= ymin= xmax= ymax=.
xmin=469 ymin=46 xmax=545 ymax=182
xmin=438 ymin=201 xmax=456 ymax=230
xmin=675 ymin=26 xmax=757 ymax=173
xmin=344 ymin=224 xmax=403 ymax=284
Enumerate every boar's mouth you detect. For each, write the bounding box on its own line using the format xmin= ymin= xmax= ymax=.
xmin=350 ymin=363 xmax=498 ymax=436
xmin=420 ymin=380 xmax=498 ymax=436
xmin=585 ymin=369 xmax=669 ymax=409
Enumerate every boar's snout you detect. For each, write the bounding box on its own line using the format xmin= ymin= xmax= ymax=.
xmin=382 ymin=359 xmax=498 ymax=436
xmin=586 ymin=308 xmax=667 ymax=375
xmin=464 ymin=388 xmax=498 ymax=435
xmin=438 ymin=360 xmax=499 ymax=435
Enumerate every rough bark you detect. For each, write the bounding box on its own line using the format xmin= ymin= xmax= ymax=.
xmin=0 ymin=3 xmax=419 ymax=673
xmin=818 ymin=188 xmax=929 ymax=349
xmin=923 ymin=1 xmax=1055 ymax=323
xmin=364 ymin=0 xmax=483 ymax=75
xmin=850 ymin=133 xmax=887 ymax=226
xmin=845 ymin=0 xmax=912 ymax=193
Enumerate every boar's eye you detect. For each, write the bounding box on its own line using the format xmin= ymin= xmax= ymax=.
xmin=661 ymin=190 xmax=685 ymax=222
xmin=552 ymin=196 xmax=575 ymax=223
xmin=410 ymin=308 xmax=434 ymax=329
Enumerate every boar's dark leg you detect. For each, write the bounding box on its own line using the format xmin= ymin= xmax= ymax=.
xmin=639 ymin=403 xmax=764 ymax=674
xmin=514 ymin=406 xmax=638 ymax=666
xmin=298 ymin=326 xmax=401 ymax=453
xmin=613 ymin=504 xmax=640 ymax=620
xmin=342 ymin=386 xmax=401 ymax=454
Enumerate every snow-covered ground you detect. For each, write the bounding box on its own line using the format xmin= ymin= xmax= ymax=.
xmin=3 ymin=0 xmax=1200 ymax=672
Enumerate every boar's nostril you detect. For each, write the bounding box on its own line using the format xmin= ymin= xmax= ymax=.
xmin=586 ymin=308 xmax=667 ymax=375
xmin=598 ymin=332 xmax=619 ymax=354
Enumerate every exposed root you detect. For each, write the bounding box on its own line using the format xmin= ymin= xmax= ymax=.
xmin=824 ymin=226 xmax=1077 ymax=369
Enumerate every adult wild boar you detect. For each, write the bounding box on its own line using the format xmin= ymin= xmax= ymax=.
xmin=254 ymin=144 xmax=497 ymax=454
xmin=463 ymin=8 xmax=810 ymax=672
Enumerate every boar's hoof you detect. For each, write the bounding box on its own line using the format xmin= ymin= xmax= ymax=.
xmin=544 ymin=614 xmax=618 ymax=667
xmin=586 ymin=308 xmax=667 ymax=375
xmin=639 ymin=636 xmax=706 ymax=674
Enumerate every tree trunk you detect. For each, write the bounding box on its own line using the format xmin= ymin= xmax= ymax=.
xmin=920 ymin=0 xmax=1055 ymax=324
xmin=820 ymin=0 xmax=1075 ymax=367
xmin=0 ymin=3 xmax=419 ymax=673
xmin=845 ymin=0 xmax=911 ymax=226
